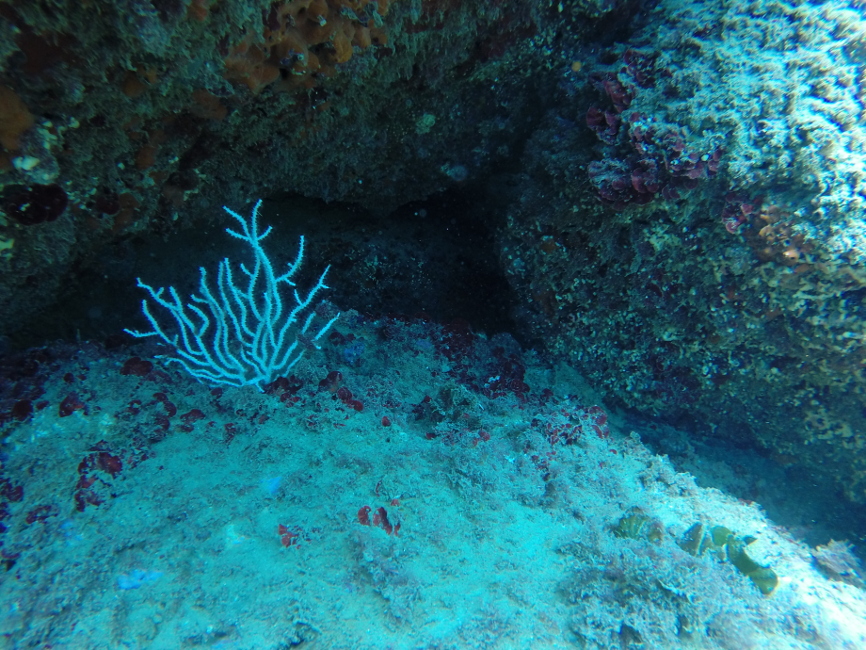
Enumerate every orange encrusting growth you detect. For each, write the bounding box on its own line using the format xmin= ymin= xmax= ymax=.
xmin=190 ymin=89 xmax=228 ymax=121
xmin=187 ymin=0 xmax=211 ymax=21
xmin=0 ymin=85 xmax=35 ymax=151
xmin=223 ymin=0 xmax=394 ymax=94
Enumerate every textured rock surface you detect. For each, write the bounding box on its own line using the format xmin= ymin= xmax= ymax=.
xmin=500 ymin=0 xmax=866 ymax=502
xmin=0 ymin=0 xmax=576 ymax=337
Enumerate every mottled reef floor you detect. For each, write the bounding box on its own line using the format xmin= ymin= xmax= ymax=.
xmin=0 ymin=314 xmax=864 ymax=649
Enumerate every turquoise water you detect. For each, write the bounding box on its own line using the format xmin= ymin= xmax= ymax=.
xmin=1 ymin=0 xmax=866 ymax=647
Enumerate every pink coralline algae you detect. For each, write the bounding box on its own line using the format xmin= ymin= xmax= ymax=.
xmin=590 ymin=72 xmax=633 ymax=113
xmin=720 ymin=192 xmax=761 ymax=234
xmin=587 ymin=114 xmax=723 ymax=209
xmin=585 ymin=53 xmax=722 ymax=210
xmin=586 ymin=106 xmax=620 ymax=145
xmin=622 ymin=49 xmax=663 ymax=89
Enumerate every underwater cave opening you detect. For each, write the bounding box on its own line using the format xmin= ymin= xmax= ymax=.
xmin=8 ymin=187 xmax=523 ymax=352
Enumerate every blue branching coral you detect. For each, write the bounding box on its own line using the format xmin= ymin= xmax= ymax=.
xmin=125 ymin=200 xmax=339 ymax=389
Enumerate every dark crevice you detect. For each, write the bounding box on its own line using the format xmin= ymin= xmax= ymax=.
xmin=10 ymin=188 xmax=523 ymax=351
